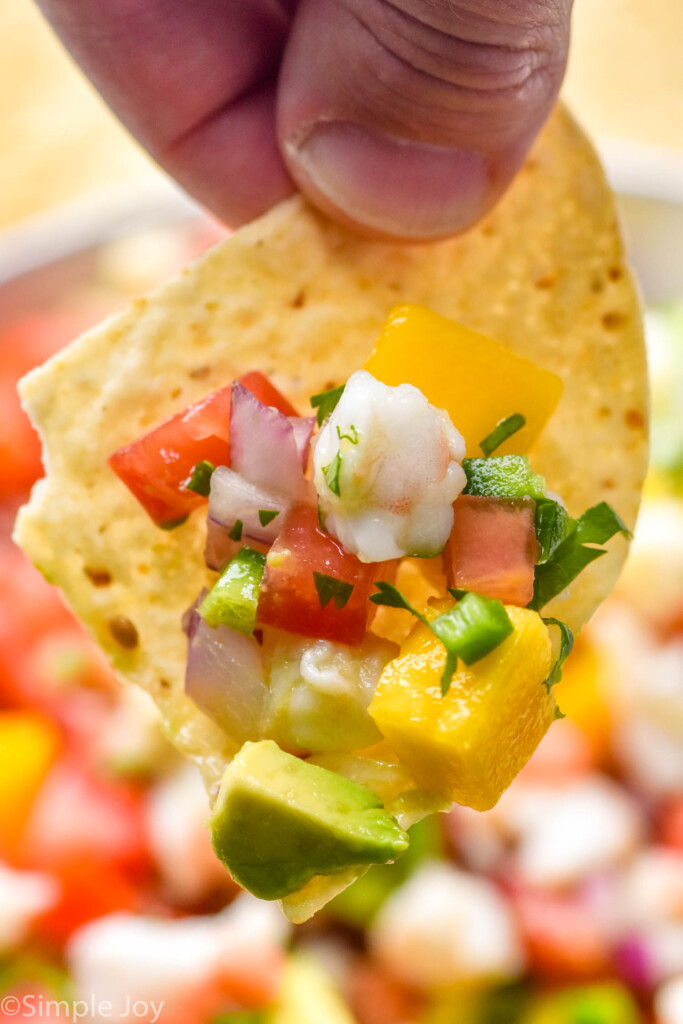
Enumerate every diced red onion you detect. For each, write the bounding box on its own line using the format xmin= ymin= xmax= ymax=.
xmin=204 ymin=517 xmax=241 ymax=572
xmin=185 ymin=614 xmax=267 ymax=746
xmin=615 ymin=936 xmax=654 ymax=990
xmin=182 ymin=589 xmax=207 ymax=638
xmin=208 ymin=466 xmax=286 ymax=544
xmin=289 ymin=415 xmax=316 ymax=468
xmin=230 ymin=381 xmax=308 ymax=499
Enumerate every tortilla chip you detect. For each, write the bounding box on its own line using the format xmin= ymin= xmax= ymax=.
xmin=14 ymin=104 xmax=648 ymax=907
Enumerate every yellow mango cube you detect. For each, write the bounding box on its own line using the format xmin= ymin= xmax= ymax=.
xmin=363 ymin=305 xmax=563 ymax=457
xmin=368 ymin=603 xmax=556 ymax=811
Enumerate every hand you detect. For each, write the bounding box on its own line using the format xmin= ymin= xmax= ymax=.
xmin=38 ymin=0 xmax=572 ymax=240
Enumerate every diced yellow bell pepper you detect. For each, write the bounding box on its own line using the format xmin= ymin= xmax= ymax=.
xmin=363 ymin=305 xmax=563 ymax=457
xmin=0 ymin=711 xmax=61 ymax=854
xmin=368 ymin=601 xmax=556 ymax=811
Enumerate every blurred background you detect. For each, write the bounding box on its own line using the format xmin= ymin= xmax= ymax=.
xmin=0 ymin=1 xmax=681 ymax=1023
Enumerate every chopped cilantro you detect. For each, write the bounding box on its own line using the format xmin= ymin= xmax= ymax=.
xmin=184 ymin=460 xmax=215 ymax=497
xmin=159 ymin=515 xmax=189 ymax=530
xmin=534 ymin=498 xmax=574 ymax=563
xmin=369 ymin=581 xmax=429 ymax=624
xmin=371 ymin=583 xmax=512 ymax=695
xmin=541 ymin=617 xmax=574 ymax=692
xmin=336 ymin=424 xmax=359 ymax=445
xmin=574 ymin=501 xmax=631 ymax=544
xmin=258 ymin=509 xmax=280 ymax=527
xmin=313 ymin=571 xmax=354 ymax=609
xmin=323 ymin=452 xmax=343 ymax=496
xmin=479 ymin=413 xmax=526 ymax=457
xmin=228 ymin=519 xmax=243 ymax=542
xmin=530 ymin=501 xmax=631 ymax=610
xmin=310 ymin=384 xmax=345 ymax=426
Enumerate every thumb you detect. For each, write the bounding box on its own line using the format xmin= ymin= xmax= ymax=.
xmin=277 ymin=0 xmax=572 ymax=240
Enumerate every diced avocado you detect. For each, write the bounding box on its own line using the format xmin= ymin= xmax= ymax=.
xmin=199 ymin=547 xmax=265 ymax=634
xmin=208 ymin=740 xmax=409 ymax=900
xmin=463 ymin=456 xmax=546 ymax=500
xmin=272 ymin=954 xmax=355 ymax=1024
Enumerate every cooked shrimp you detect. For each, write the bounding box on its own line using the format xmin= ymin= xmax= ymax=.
xmin=314 ymin=370 xmax=466 ymax=562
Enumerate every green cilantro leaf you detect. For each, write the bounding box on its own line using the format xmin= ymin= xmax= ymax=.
xmin=184 ymin=460 xmax=215 ymax=497
xmin=310 ymin=384 xmax=345 ymax=426
xmin=258 ymin=509 xmax=280 ymax=527
xmin=159 ymin=515 xmax=189 ymax=530
xmin=530 ymin=541 xmax=606 ymax=610
xmin=228 ymin=519 xmax=243 ymax=542
xmin=534 ymin=498 xmax=575 ymax=563
xmin=529 ymin=500 xmax=630 ymax=610
xmin=541 ymin=617 xmax=574 ymax=692
xmin=574 ymin=501 xmax=632 ymax=544
xmin=369 ymin=581 xmax=429 ymax=625
xmin=313 ymin=572 xmax=354 ymax=609
xmin=479 ymin=413 xmax=526 ymax=457
xmin=336 ymin=424 xmax=359 ymax=445
xmin=323 ymin=452 xmax=343 ymax=496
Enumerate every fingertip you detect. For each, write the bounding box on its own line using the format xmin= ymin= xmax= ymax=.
xmin=283 ymin=120 xmax=493 ymax=241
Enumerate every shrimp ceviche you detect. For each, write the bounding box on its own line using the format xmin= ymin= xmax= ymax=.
xmin=15 ymin=111 xmax=648 ymax=920
xmin=106 ymin=304 xmax=631 ymax=906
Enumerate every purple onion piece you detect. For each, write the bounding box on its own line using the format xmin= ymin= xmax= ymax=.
xmin=230 ymin=380 xmax=307 ymax=498
xmin=289 ymin=415 xmax=316 ymax=467
xmin=208 ymin=466 xmax=285 ymax=544
xmin=614 ymin=935 xmax=654 ymax=991
xmin=185 ymin=616 xmax=267 ymax=746
xmin=204 ymin=517 xmax=240 ymax=572
xmin=182 ymin=588 xmax=208 ymax=638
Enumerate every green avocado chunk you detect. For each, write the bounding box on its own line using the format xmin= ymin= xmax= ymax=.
xmin=462 ymin=455 xmax=546 ymax=500
xmin=208 ymin=740 xmax=409 ymax=901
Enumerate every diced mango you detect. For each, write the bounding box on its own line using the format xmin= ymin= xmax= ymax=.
xmin=368 ymin=602 xmax=556 ymax=811
xmin=0 ymin=711 xmax=61 ymax=854
xmin=363 ymin=305 xmax=563 ymax=457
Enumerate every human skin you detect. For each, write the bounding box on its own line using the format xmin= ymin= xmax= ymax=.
xmin=36 ymin=0 xmax=573 ymax=240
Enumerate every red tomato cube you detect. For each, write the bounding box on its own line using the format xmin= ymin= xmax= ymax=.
xmin=108 ymin=372 xmax=296 ymax=527
xmin=443 ymin=495 xmax=538 ymax=606
xmin=257 ymin=503 xmax=387 ymax=645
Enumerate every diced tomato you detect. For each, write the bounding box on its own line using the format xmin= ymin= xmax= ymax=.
xmin=109 ymin=371 xmax=298 ymax=527
xmin=509 ymin=884 xmax=611 ymax=981
xmin=257 ymin=503 xmax=389 ymax=645
xmin=32 ymin=855 xmax=139 ymax=945
xmin=443 ymin=495 xmax=538 ymax=606
xmin=659 ymin=798 xmax=683 ymax=850
xmin=350 ymin=963 xmax=422 ymax=1024
xmin=20 ymin=755 xmax=149 ymax=875
xmin=239 ymin=370 xmax=299 ymax=418
xmin=0 ymin=541 xmax=117 ymax=715
xmin=214 ymin=948 xmax=285 ymax=1007
xmin=0 ymin=313 xmax=94 ymax=499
